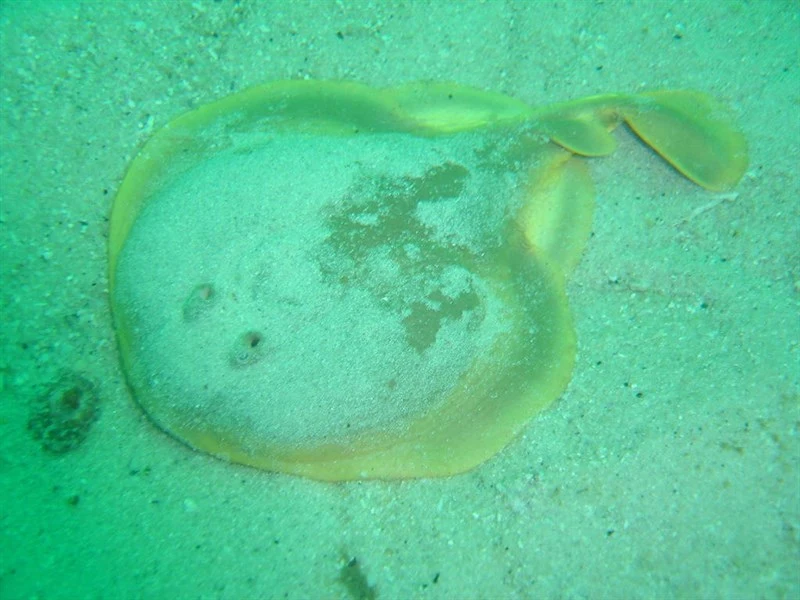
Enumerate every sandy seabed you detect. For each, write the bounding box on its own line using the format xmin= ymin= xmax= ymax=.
xmin=1 ymin=1 xmax=798 ymax=598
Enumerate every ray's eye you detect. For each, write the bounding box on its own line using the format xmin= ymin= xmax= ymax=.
xmin=229 ymin=331 xmax=266 ymax=367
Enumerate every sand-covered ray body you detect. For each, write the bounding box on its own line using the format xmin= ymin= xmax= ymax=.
xmin=109 ymin=81 xmax=746 ymax=481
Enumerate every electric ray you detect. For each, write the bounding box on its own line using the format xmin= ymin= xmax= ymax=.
xmin=109 ymin=81 xmax=747 ymax=480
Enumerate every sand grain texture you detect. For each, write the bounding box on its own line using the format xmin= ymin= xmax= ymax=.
xmin=1 ymin=1 xmax=797 ymax=598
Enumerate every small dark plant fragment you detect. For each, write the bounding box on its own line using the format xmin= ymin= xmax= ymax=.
xmin=338 ymin=551 xmax=378 ymax=600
